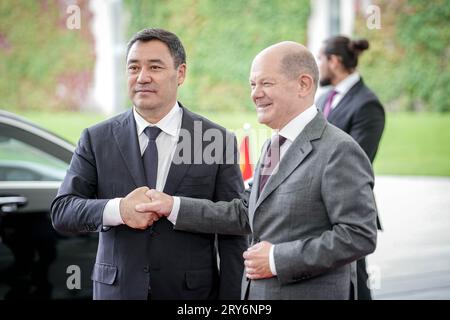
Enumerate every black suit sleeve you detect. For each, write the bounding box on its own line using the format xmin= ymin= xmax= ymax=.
xmin=349 ymin=101 xmax=385 ymax=162
xmin=213 ymin=133 xmax=248 ymax=300
xmin=51 ymin=128 xmax=107 ymax=234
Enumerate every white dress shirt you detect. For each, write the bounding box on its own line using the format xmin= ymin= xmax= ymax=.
xmin=169 ymin=104 xmax=318 ymax=276
xmin=102 ymin=103 xmax=183 ymax=226
xmin=330 ymin=72 xmax=360 ymax=111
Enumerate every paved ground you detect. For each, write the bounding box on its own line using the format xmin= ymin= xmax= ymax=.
xmin=368 ymin=175 xmax=450 ymax=300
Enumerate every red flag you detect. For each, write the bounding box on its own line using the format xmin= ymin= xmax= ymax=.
xmin=239 ymin=135 xmax=253 ymax=181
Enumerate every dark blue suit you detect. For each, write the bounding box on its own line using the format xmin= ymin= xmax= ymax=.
xmin=51 ymin=104 xmax=246 ymax=300
xmin=317 ymin=79 xmax=385 ymax=164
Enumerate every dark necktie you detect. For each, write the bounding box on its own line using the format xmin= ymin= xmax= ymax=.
xmin=323 ymin=89 xmax=338 ymax=119
xmin=258 ymin=134 xmax=287 ymax=195
xmin=142 ymin=126 xmax=162 ymax=188
xmin=142 ymin=126 xmax=162 ymax=297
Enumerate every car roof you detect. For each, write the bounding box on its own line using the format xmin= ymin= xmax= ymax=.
xmin=0 ymin=109 xmax=75 ymax=152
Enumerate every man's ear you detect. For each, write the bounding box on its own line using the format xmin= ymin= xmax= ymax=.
xmin=177 ymin=63 xmax=187 ymax=86
xmin=297 ymin=74 xmax=314 ymax=97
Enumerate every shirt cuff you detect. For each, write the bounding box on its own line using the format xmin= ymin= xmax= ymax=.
xmin=102 ymin=198 xmax=124 ymax=226
xmin=167 ymin=196 xmax=180 ymax=225
xmin=269 ymin=244 xmax=277 ymax=276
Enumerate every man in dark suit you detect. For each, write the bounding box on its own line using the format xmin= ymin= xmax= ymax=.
xmin=136 ymin=41 xmax=378 ymax=300
xmin=316 ymin=36 xmax=385 ymax=300
xmin=51 ymin=28 xmax=247 ymax=300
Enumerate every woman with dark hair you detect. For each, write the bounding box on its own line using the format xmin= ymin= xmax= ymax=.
xmin=317 ymin=36 xmax=385 ymax=300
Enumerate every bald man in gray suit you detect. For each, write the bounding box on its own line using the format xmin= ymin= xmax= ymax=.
xmin=137 ymin=41 xmax=378 ymax=300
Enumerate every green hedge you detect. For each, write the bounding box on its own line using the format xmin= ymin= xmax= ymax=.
xmin=0 ymin=1 xmax=94 ymax=111
xmin=124 ymin=0 xmax=310 ymax=112
xmin=6 ymin=1 xmax=446 ymax=113
xmin=355 ymin=0 xmax=450 ymax=112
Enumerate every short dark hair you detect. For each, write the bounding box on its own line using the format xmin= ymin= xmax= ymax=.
xmin=323 ymin=36 xmax=369 ymax=71
xmin=280 ymin=51 xmax=319 ymax=89
xmin=126 ymin=28 xmax=186 ymax=67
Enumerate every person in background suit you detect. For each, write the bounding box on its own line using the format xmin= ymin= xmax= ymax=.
xmin=136 ymin=41 xmax=378 ymax=300
xmin=51 ymin=28 xmax=247 ymax=300
xmin=316 ymin=35 xmax=385 ymax=300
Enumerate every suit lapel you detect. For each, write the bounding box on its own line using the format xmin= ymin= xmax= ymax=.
xmin=113 ymin=110 xmax=147 ymax=187
xmin=248 ymin=143 xmax=266 ymax=230
xmin=163 ymin=105 xmax=200 ymax=195
xmin=254 ymin=136 xmax=312 ymax=210
xmin=251 ymin=140 xmax=268 ymax=197
xmin=253 ymin=113 xmax=326 ymax=211
xmin=328 ymin=79 xmax=363 ymax=121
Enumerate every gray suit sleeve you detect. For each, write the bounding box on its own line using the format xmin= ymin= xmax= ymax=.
xmin=175 ymin=189 xmax=252 ymax=236
xmin=51 ymin=128 xmax=108 ymax=234
xmin=274 ymin=140 xmax=378 ymax=284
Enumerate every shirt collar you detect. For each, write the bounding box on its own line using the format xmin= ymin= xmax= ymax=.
xmin=277 ymin=104 xmax=318 ymax=143
xmin=334 ymin=72 xmax=360 ymax=96
xmin=133 ymin=102 xmax=182 ymax=137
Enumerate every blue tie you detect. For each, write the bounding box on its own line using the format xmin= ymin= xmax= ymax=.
xmin=143 ymin=126 xmax=162 ymax=189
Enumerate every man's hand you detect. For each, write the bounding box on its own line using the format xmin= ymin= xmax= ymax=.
xmin=243 ymin=241 xmax=274 ymax=280
xmin=119 ymin=186 xmax=159 ymax=229
xmin=135 ymin=189 xmax=174 ymax=217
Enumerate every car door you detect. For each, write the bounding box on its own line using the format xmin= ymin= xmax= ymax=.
xmin=0 ymin=111 xmax=97 ymax=299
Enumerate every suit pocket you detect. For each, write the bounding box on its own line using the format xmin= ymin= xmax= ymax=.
xmin=276 ymin=179 xmax=311 ymax=195
xmin=91 ymin=263 xmax=118 ymax=285
xmin=185 ymin=269 xmax=214 ymax=290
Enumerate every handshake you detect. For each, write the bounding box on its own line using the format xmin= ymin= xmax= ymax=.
xmin=119 ymin=187 xmax=274 ymax=279
xmin=119 ymin=186 xmax=174 ymax=230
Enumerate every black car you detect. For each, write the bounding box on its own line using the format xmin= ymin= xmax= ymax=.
xmin=0 ymin=110 xmax=97 ymax=299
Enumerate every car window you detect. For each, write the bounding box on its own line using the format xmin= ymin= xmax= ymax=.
xmin=0 ymin=136 xmax=68 ymax=181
